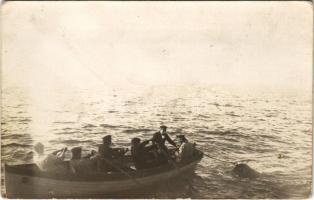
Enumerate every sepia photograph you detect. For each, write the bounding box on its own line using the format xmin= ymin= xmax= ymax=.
xmin=1 ymin=1 xmax=312 ymax=199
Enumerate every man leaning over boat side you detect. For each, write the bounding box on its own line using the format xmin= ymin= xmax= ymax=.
xmin=33 ymin=142 xmax=67 ymax=173
xmin=175 ymin=135 xmax=196 ymax=163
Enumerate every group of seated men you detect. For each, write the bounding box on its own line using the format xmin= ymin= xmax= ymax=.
xmin=33 ymin=125 xmax=196 ymax=174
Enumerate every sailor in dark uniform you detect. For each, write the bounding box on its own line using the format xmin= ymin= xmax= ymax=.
xmin=151 ymin=125 xmax=177 ymax=151
xmin=98 ymin=135 xmax=113 ymax=159
xmin=97 ymin=135 xmax=128 ymax=171
xmin=69 ymin=147 xmax=98 ymax=174
xmin=98 ymin=135 xmax=128 ymax=159
xmin=131 ymin=137 xmax=156 ymax=170
xmin=151 ymin=125 xmax=178 ymax=164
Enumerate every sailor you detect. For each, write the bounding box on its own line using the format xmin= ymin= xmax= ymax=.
xmin=131 ymin=137 xmax=156 ymax=170
xmin=151 ymin=125 xmax=177 ymax=152
xmin=176 ymin=135 xmax=196 ymax=162
xmin=98 ymin=135 xmax=113 ymax=159
xmin=33 ymin=142 xmax=67 ymax=172
xmin=97 ymin=135 xmax=128 ymax=172
xmin=150 ymin=126 xmax=178 ymax=165
xmin=69 ymin=147 xmax=99 ymax=174
xmin=69 ymin=147 xmax=83 ymax=174
xmin=98 ymin=135 xmax=128 ymax=159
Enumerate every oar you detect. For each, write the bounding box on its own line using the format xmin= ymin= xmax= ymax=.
xmin=101 ymin=157 xmax=142 ymax=187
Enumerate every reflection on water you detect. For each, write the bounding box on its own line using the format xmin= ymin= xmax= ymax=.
xmin=1 ymin=85 xmax=312 ymax=198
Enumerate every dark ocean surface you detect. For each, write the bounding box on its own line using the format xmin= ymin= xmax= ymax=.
xmin=1 ymin=85 xmax=312 ymax=198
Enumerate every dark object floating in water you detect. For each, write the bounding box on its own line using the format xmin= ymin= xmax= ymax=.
xmin=4 ymin=150 xmax=203 ymax=198
xmin=232 ymin=163 xmax=259 ymax=179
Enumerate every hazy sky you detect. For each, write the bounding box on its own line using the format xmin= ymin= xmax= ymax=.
xmin=2 ymin=1 xmax=313 ymax=90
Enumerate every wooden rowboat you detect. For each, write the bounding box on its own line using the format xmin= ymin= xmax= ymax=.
xmin=4 ymin=150 xmax=203 ymax=198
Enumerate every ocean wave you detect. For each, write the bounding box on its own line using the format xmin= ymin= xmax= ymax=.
xmin=197 ymin=130 xmax=253 ymax=141
xmin=2 ymin=134 xmax=33 ymax=142
xmin=198 ymin=130 xmax=238 ymax=136
xmin=173 ymin=117 xmax=186 ymax=121
xmin=19 ymin=118 xmax=32 ymax=122
xmin=122 ymin=128 xmax=154 ymax=134
xmin=2 ymin=133 xmax=22 ymax=139
xmin=50 ymin=139 xmax=96 ymax=145
xmin=53 ymin=121 xmax=75 ymax=124
xmin=108 ymin=110 xmax=118 ymax=113
xmin=54 ymin=131 xmax=78 ymax=135
xmin=225 ymin=112 xmax=240 ymax=117
xmin=6 ymin=117 xmax=31 ymax=123
xmin=198 ymin=114 xmax=210 ymax=119
xmin=2 ymin=143 xmax=33 ymax=148
xmin=88 ymin=131 xmax=107 ymax=135
xmin=224 ymin=138 xmax=239 ymax=142
xmin=124 ymin=100 xmax=136 ymax=105
xmin=62 ymin=127 xmax=74 ymax=131
xmin=100 ymin=124 xmax=123 ymax=129
xmin=207 ymin=103 xmax=242 ymax=108
xmin=82 ymin=124 xmax=97 ymax=128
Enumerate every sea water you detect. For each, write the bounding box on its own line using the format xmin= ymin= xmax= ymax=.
xmin=1 ymin=85 xmax=311 ymax=198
